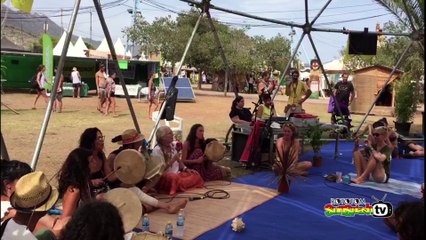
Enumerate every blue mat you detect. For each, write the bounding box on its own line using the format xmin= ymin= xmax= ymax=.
xmin=197 ymin=142 xmax=424 ymax=240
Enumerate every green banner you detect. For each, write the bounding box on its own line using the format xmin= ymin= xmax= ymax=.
xmin=42 ymin=34 xmax=53 ymax=91
xmin=118 ymin=60 xmax=128 ymax=69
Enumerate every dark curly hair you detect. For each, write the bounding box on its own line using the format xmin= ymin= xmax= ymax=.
xmin=1 ymin=160 xmax=32 ymax=196
xmin=79 ymin=127 xmax=101 ymax=150
xmin=59 ymin=200 xmax=124 ymax=240
xmin=185 ymin=124 xmax=205 ymax=155
xmin=57 ymin=148 xmax=92 ymax=199
xmin=231 ymin=96 xmax=244 ymax=111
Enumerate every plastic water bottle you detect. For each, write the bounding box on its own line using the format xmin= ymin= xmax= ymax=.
xmin=165 ymin=221 xmax=173 ymax=239
xmin=176 ymin=209 xmax=185 ymax=238
xmin=142 ymin=213 xmax=150 ymax=232
xmin=343 ymin=175 xmax=351 ymax=184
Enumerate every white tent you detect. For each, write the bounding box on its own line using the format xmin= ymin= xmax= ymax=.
xmin=74 ymin=36 xmax=88 ymax=51
xmin=323 ymin=57 xmax=345 ymax=71
xmin=114 ymin=38 xmax=126 ymax=56
xmin=96 ymin=38 xmax=110 ymax=52
xmin=53 ymin=32 xmax=75 ymax=56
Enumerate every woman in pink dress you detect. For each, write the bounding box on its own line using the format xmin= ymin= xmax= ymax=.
xmin=151 ymin=126 xmax=204 ymax=195
xmin=181 ymin=124 xmax=230 ymax=181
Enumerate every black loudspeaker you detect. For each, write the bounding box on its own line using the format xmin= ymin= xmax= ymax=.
xmin=348 ymin=32 xmax=377 ymax=55
xmin=161 ymin=76 xmax=178 ymax=121
xmin=232 ymin=131 xmax=249 ymax=161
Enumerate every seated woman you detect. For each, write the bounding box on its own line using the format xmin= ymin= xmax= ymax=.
xmin=151 ymin=126 xmax=204 ymax=195
xmin=274 ymin=124 xmax=312 ymax=193
xmin=239 ymin=93 xmax=276 ymax=166
xmin=1 ymin=159 xmax=32 ymax=222
xmin=181 ymin=124 xmax=231 ymax=181
xmin=352 ymin=126 xmax=391 ymax=184
xmin=229 ymin=95 xmax=253 ymax=125
xmin=106 ymin=129 xmax=187 ymax=213
xmin=57 ymin=148 xmax=94 ymax=220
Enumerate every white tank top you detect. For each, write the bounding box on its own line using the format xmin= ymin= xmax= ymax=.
xmin=71 ymin=71 xmax=81 ymax=84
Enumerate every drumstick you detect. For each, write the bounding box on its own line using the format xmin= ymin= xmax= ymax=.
xmin=102 ymin=166 xmax=122 ymax=181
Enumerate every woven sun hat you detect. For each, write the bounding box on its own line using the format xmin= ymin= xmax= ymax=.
xmin=104 ymin=188 xmax=142 ymax=233
xmin=144 ymin=155 xmax=166 ymax=186
xmin=72 ymin=67 xmax=77 ymax=71
xmin=205 ymin=140 xmax=226 ymax=162
xmin=117 ymin=129 xmax=145 ymax=145
xmin=114 ymin=149 xmax=146 ymax=185
xmin=10 ymin=171 xmax=59 ymax=212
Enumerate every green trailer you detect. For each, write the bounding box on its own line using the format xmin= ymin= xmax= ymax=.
xmin=0 ymin=50 xmax=159 ymax=91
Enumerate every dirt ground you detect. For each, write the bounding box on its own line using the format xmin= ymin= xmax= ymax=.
xmin=1 ymin=86 xmax=423 ymax=181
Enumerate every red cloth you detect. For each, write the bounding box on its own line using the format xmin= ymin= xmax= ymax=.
xmin=156 ymin=171 xmax=204 ymax=195
xmin=239 ymin=121 xmax=265 ymax=163
xmin=293 ymin=113 xmax=317 ymax=118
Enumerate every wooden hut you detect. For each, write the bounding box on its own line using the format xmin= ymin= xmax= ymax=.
xmin=351 ymin=65 xmax=403 ymax=116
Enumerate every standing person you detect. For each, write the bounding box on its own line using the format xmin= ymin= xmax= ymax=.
xmin=53 ymin=67 xmax=64 ymax=113
xmin=332 ymin=72 xmax=355 ymax=123
xmin=247 ymin=73 xmax=255 ymax=93
xmin=284 ymin=69 xmax=311 ymax=117
xmin=147 ymin=72 xmax=158 ymax=119
xmin=95 ymin=64 xmax=108 ymax=113
xmin=181 ymin=124 xmax=231 ymax=181
xmin=257 ymin=71 xmax=274 ymax=103
xmin=275 ymin=123 xmax=312 ymax=193
xmin=352 ymin=126 xmax=392 ymax=184
xmin=32 ymin=64 xmax=49 ymax=109
xmin=71 ymin=67 xmax=82 ymax=98
xmin=104 ymin=72 xmax=118 ymax=117
xmin=151 ymin=126 xmax=204 ymax=195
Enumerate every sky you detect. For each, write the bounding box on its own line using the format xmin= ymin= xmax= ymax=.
xmin=8 ymin=0 xmax=399 ymax=64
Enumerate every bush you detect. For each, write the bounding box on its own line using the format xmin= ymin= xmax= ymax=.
xmin=394 ymin=77 xmax=418 ymax=123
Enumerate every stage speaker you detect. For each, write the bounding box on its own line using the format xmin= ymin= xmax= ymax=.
xmin=232 ymin=131 xmax=249 ymax=161
xmin=348 ymin=32 xmax=377 ymax=55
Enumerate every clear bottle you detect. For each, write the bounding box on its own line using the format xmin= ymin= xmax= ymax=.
xmin=165 ymin=221 xmax=173 ymax=239
xmin=176 ymin=209 xmax=185 ymax=238
xmin=142 ymin=213 xmax=150 ymax=232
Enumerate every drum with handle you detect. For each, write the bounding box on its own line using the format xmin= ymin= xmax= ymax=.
xmin=144 ymin=155 xmax=166 ymax=186
xmin=205 ymin=140 xmax=226 ymax=162
xmin=114 ymin=149 xmax=146 ymax=185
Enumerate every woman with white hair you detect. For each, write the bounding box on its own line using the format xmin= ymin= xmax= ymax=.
xmin=151 ymin=126 xmax=204 ymax=195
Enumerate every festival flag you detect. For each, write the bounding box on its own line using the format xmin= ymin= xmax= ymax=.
xmin=11 ymin=0 xmax=34 ymax=13
xmin=42 ymin=34 xmax=53 ymax=91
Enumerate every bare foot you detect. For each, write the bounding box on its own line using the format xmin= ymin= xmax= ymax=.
xmin=351 ymin=177 xmax=365 ymax=184
xmin=167 ymin=199 xmax=188 ymax=214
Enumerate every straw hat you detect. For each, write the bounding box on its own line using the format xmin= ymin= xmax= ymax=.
xmin=114 ymin=149 xmax=146 ymax=185
xmin=117 ymin=129 xmax=145 ymax=145
xmin=10 ymin=171 xmax=59 ymax=212
xmin=205 ymin=140 xmax=226 ymax=162
xmin=144 ymin=155 xmax=166 ymax=186
xmin=104 ymin=188 xmax=142 ymax=233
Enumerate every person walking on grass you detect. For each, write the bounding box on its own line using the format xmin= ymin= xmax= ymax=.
xmin=148 ymin=72 xmax=158 ymax=119
xmin=32 ymin=65 xmax=49 ymax=109
xmin=95 ymin=64 xmax=108 ymax=114
xmin=104 ymin=72 xmax=118 ymax=117
xmin=53 ymin=67 xmax=64 ymax=113
xmin=71 ymin=67 xmax=81 ymax=98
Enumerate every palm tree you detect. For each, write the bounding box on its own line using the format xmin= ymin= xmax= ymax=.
xmin=374 ymin=0 xmax=424 ymax=50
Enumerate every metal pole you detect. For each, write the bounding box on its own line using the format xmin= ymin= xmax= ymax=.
xmin=148 ymin=13 xmax=203 ymax=146
xmin=353 ymin=41 xmax=414 ymax=135
xmin=306 ymin=33 xmax=343 ymax=117
xmin=1 ymin=131 xmax=10 ymax=161
xmin=31 ymin=0 xmax=82 ymax=170
xmin=271 ymin=32 xmax=305 ymax=101
xmin=205 ymin=10 xmax=230 ymax=97
xmin=310 ymin=0 xmax=332 ymax=26
xmin=93 ymin=0 xmax=141 ymax=133
xmin=90 ymin=11 xmax=92 ymax=44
